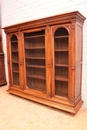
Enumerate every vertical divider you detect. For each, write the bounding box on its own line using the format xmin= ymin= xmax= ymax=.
xmin=45 ymin=26 xmax=52 ymax=98
xmin=18 ymin=31 xmax=25 ymax=89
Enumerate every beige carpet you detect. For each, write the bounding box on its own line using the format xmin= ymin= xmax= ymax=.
xmin=0 ymin=85 xmax=87 ymax=130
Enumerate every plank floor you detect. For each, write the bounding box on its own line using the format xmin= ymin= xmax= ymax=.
xmin=0 ymin=85 xmax=87 ymax=130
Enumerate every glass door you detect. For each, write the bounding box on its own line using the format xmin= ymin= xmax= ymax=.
xmin=24 ymin=30 xmax=46 ymax=92
xmin=11 ymin=35 xmax=20 ymax=85
xmin=54 ymin=27 xmax=69 ymax=98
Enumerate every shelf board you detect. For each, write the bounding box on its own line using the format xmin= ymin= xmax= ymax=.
xmin=55 ymin=76 xmax=68 ymax=82
xmin=24 ymin=34 xmax=45 ymax=39
xmin=12 ymin=60 xmax=19 ymax=63
xmin=25 ymin=47 xmax=45 ymax=50
xmin=12 ymin=50 xmax=18 ymax=53
xmin=55 ymin=49 xmax=68 ymax=52
xmin=54 ymin=35 xmax=69 ymax=38
xmin=13 ymin=70 xmax=19 ymax=73
xmin=11 ymin=40 xmax=18 ymax=43
xmin=25 ymin=56 xmax=45 ymax=60
xmin=55 ymin=64 xmax=68 ymax=67
xmin=26 ymin=64 xmax=45 ymax=68
xmin=27 ymin=74 xmax=45 ymax=80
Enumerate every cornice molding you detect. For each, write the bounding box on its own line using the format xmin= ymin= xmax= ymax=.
xmin=3 ymin=11 xmax=86 ymax=33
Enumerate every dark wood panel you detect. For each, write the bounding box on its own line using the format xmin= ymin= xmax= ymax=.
xmin=0 ymin=29 xmax=6 ymax=86
xmin=0 ymin=54 xmax=7 ymax=85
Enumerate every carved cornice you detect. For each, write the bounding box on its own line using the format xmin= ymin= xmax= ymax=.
xmin=3 ymin=11 xmax=86 ymax=33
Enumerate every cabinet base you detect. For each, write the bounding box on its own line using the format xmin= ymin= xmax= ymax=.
xmin=0 ymin=81 xmax=7 ymax=86
xmin=7 ymin=88 xmax=83 ymax=114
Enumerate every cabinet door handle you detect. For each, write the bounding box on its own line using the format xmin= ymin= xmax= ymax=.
xmin=47 ymin=63 xmax=51 ymax=68
xmin=20 ymin=59 xmax=24 ymax=65
xmin=47 ymin=59 xmax=53 ymax=68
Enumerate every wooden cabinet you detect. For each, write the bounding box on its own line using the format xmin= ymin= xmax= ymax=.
xmin=4 ymin=11 xmax=85 ymax=114
xmin=0 ymin=29 xmax=7 ymax=86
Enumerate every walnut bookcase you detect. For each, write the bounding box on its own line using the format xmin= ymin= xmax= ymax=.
xmin=4 ymin=11 xmax=85 ymax=114
xmin=0 ymin=29 xmax=7 ymax=86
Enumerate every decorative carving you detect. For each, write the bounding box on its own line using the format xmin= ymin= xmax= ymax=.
xmin=46 ymin=25 xmax=50 ymax=35
xmin=71 ymin=65 xmax=75 ymax=70
xmin=66 ymin=25 xmax=70 ymax=29
xmin=52 ymin=26 xmax=57 ymax=36
xmin=76 ymin=15 xmax=85 ymax=24
xmin=47 ymin=63 xmax=51 ymax=68
xmin=17 ymin=26 xmax=20 ymax=30
xmin=4 ymin=11 xmax=85 ymax=33
xmin=47 ymin=59 xmax=53 ymax=68
xmin=72 ymin=25 xmax=75 ymax=29
xmin=46 ymin=25 xmax=50 ymax=32
xmin=20 ymin=60 xmax=24 ymax=65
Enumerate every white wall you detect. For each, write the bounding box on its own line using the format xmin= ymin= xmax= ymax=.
xmin=1 ymin=0 xmax=87 ymax=106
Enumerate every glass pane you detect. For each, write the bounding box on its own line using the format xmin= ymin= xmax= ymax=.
xmin=54 ymin=27 xmax=69 ymax=98
xmin=55 ymin=81 xmax=68 ymax=97
xmin=24 ymin=30 xmax=46 ymax=92
xmin=11 ymin=35 xmax=20 ymax=85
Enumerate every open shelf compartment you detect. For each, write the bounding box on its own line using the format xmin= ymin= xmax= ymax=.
xmin=54 ymin=27 xmax=69 ymax=98
xmin=11 ymin=35 xmax=20 ymax=86
xmin=24 ymin=30 xmax=46 ymax=92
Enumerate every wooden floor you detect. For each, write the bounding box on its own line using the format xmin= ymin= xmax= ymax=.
xmin=0 ymin=85 xmax=87 ymax=130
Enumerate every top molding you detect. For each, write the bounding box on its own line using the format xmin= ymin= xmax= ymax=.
xmin=3 ymin=11 xmax=86 ymax=33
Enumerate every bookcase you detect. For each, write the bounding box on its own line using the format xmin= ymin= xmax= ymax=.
xmin=4 ymin=11 xmax=85 ymax=114
xmin=0 ymin=29 xmax=6 ymax=86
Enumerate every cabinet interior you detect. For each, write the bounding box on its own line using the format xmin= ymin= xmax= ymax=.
xmin=54 ymin=27 xmax=69 ymax=98
xmin=11 ymin=35 xmax=20 ymax=85
xmin=24 ymin=30 xmax=46 ymax=92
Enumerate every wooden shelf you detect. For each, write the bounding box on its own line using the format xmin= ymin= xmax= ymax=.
xmin=12 ymin=50 xmax=18 ymax=53
xmin=13 ymin=70 xmax=19 ymax=73
xmin=54 ymin=35 xmax=69 ymax=38
xmin=27 ymin=74 xmax=45 ymax=80
xmin=24 ymin=34 xmax=45 ymax=39
xmin=25 ymin=47 xmax=45 ymax=50
xmin=11 ymin=40 xmax=18 ymax=43
xmin=26 ymin=64 xmax=45 ymax=68
xmin=55 ymin=49 xmax=68 ymax=52
xmin=55 ymin=76 xmax=68 ymax=82
xmin=12 ymin=60 xmax=19 ymax=63
xmin=25 ymin=56 xmax=45 ymax=60
xmin=55 ymin=64 xmax=68 ymax=67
